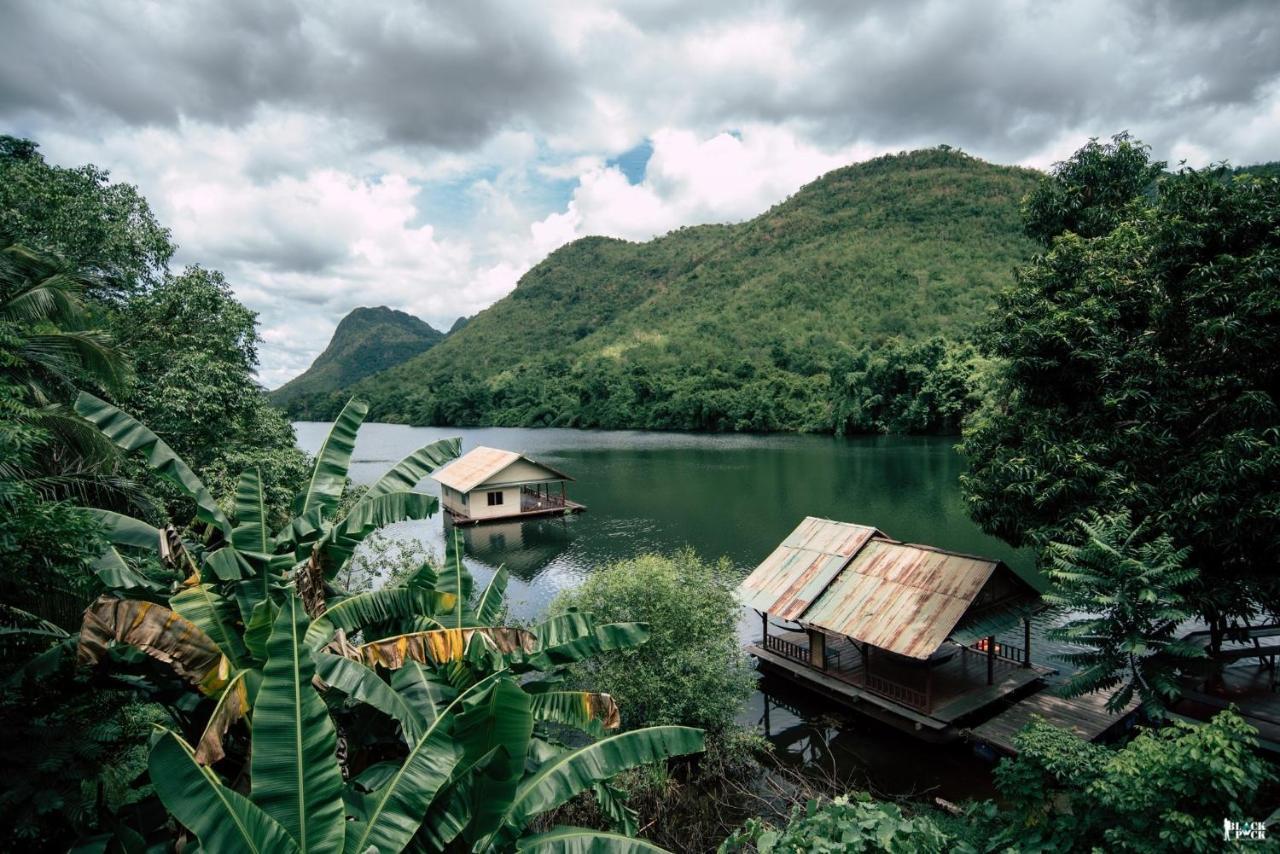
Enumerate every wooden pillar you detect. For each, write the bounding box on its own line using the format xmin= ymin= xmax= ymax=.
xmin=1023 ymin=617 xmax=1032 ymax=668
xmin=986 ymin=635 xmax=996 ymax=685
xmin=808 ymin=629 xmax=826 ymax=670
xmin=761 ymin=611 xmax=769 ymax=647
xmin=560 ymin=481 xmax=566 ymax=503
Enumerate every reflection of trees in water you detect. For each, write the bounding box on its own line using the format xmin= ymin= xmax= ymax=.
xmin=455 ymin=517 xmax=573 ymax=583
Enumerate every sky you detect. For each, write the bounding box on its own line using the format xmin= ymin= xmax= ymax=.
xmin=2 ymin=0 xmax=1277 ymax=387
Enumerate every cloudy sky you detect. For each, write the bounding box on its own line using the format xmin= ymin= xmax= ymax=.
xmin=3 ymin=0 xmax=1277 ymax=386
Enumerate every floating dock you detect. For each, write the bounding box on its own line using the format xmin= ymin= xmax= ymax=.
xmin=967 ymin=689 xmax=1140 ymax=755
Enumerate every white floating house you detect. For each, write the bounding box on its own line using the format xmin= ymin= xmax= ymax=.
xmin=430 ymin=446 xmax=584 ymax=526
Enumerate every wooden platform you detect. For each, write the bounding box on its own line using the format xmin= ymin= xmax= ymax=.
xmin=968 ymin=689 xmax=1139 ymax=756
xmin=748 ymin=631 xmax=1050 ymax=738
xmin=444 ymin=500 xmax=585 ymax=527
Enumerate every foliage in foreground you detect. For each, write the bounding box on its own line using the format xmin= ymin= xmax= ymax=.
xmin=975 ymin=710 xmax=1275 ymax=853
xmin=1043 ymin=509 xmax=1204 ymax=715
xmin=718 ymin=793 xmax=958 ymax=854
xmin=69 ymin=398 xmax=704 ymax=851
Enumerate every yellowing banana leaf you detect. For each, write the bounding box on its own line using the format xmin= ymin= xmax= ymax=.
xmin=250 ymin=593 xmax=346 ymax=854
xmin=78 ymin=595 xmax=233 ymax=695
xmin=170 ymin=584 xmax=247 ymax=669
xmin=515 ymin=827 xmax=671 ymax=853
xmin=358 ymin=627 xmax=537 ymax=670
xmin=298 ymin=397 xmax=366 ymax=520
xmin=529 ymin=691 xmax=621 ymax=733
xmin=314 ymin=652 xmax=425 ymax=743
xmin=194 ymin=669 xmax=254 ymax=765
xmin=149 ymin=730 xmax=300 ymax=853
xmin=74 ymin=391 xmax=230 ymax=533
xmin=361 ymin=436 xmax=461 ymax=501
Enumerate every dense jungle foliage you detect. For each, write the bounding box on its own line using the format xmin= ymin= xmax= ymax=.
xmin=286 ymin=148 xmax=1042 ymax=433
xmin=270 ymin=305 xmax=446 ymax=413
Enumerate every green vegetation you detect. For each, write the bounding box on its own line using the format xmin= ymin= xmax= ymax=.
xmin=271 ymin=305 xmax=446 ymax=417
xmin=720 ymin=794 xmax=956 ymax=854
xmin=292 ymin=148 xmax=1041 ymax=433
xmin=960 ymin=134 xmax=1280 ymax=653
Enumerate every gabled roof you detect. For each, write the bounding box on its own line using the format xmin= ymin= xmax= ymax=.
xmin=430 ymin=446 xmax=573 ymax=493
xmin=741 ymin=518 xmax=1041 ymax=659
xmin=739 ymin=517 xmax=882 ymax=620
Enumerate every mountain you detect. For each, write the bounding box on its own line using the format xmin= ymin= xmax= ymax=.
xmin=323 ymin=148 xmax=1045 ymax=431
xmin=448 ymin=316 xmax=471 ymax=334
xmin=270 ymin=306 xmax=444 ymax=416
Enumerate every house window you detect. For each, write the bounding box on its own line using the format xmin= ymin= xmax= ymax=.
xmin=461 ymin=491 xmax=468 ymax=507
xmin=487 ymin=491 xmax=504 ymax=507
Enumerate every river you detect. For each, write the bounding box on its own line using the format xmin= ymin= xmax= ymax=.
xmin=293 ymin=422 xmax=1049 ymax=801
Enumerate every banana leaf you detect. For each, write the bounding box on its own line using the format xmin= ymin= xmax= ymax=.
xmin=474 ymin=567 xmax=509 ymax=626
xmin=361 ymin=436 xmax=461 ymax=501
xmin=88 ymin=509 xmax=162 ymax=551
xmin=232 ymin=466 xmax=271 ymax=552
xmin=170 ymin=584 xmax=247 ymax=668
xmin=340 ymin=675 xmax=499 ymax=854
xmin=250 ymin=593 xmax=346 ymax=854
xmin=315 ymin=653 xmax=425 ymax=743
xmin=78 ymin=595 xmax=232 ymax=695
xmin=389 ymin=660 xmax=456 ymax=727
xmin=453 ymin=678 xmax=533 ymax=844
xmin=74 ymin=392 xmax=230 ymax=533
xmin=529 ymin=691 xmax=621 ymax=734
xmin=243 ymin=598 xmax=279 ymax=663
xmin=92 ymin=547 xmax=165 ymax=593
xmin=298 ymin=398 xmax=366 ymax=520
xmin=149 ymin=730 xmax=300 ymax=853
xmin=304 ymin=587 xmax=446 ymax=652
xmin=194 ymin=669 xmax=255 ymax=765
xmin=358 ymin=627 xmax=537 ymax=670
xmin=515 ymin=827 xmax=670 ymax=853
xmin=497 ymin=727 xmax=705 ymax=840
xmin=204 ymin=545 xmax=253 ymax=581
xmin=320 ymin=491 xmax=438 ymax=574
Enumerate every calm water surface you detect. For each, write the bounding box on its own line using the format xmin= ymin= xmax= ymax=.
xmin=294 ymin=422 xmax=1047 ymax=801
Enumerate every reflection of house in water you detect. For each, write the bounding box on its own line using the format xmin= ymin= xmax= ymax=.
xmin=431 ymin=446 xmax=585 ymax=526
xmin=453 ymin=518 xmax=574 ymax=582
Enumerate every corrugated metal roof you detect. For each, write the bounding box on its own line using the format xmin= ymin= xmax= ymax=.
xmin=430 ymin=446 xmax=574 ymax=493
xmin=739 ymin=517 xmax=881 ymax=620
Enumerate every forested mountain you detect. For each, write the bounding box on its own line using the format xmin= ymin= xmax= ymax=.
xmin=270 ymin=305 xmax=444 ymax=414
xmin=295 ymin=148 xmax=1046 ymax=430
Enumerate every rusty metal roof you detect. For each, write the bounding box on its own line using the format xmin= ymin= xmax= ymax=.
xmin=743 ymin=518 xmax=1041 ymax=660
xmin=739 ymin=517 xmax=882 ymax=620
xmin=430 ymin=446 xmax=521 ymax=493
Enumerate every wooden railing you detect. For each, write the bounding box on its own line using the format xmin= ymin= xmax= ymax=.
xmin=764 ymin=633 xmax=810 ymax=664
xmin=970 ymin=638 xmax=1025 ymax=665
xmin=864 ymin=671 xmax=930 ymax=712
xmin=520 ymin=486 xmax=567 ymax=512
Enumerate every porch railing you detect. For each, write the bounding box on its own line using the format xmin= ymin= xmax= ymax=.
xmin=864 ymin=671 xmax=930 ymax=712
xmin=520 ymin=486 xmax=567 ymax=512
xmin=763 ymin=633 xmax=810 ymax=665
xmin=969 ymin=638 xmax=1025 ymax=665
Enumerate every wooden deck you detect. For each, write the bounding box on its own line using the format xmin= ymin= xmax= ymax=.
xmin=748 ymin=629 xmax=1050 ymax=736
xmin=968 ymin=689 xmax=1140 ymax=756
xmin=444 ymin=499 xmax=585 ymax=527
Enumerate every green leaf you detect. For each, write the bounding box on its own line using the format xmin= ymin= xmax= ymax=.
xmin=170 ymin=584 xmax=247 ymax=669
xmin=299 ymin=397 xmax=367 ymax=520
xmin=499 ymin=727 xmax=704 ymax=837
xmin=321 ymin=491 xmax=438 ymax=574
xmin=474 ymin=567 xmax=509 ymax=626
xmin=362 ymin=436 xmax=461 ymax=501
xmin=250 ymin=592 xmax=346 ymax=854
xmin=390 ymin=660 xmax=455 ymax=727
xmin=74 ymin=391 xmax=231 ymax=533
xmin=304 ymin=586 xmax=445 ymax=652
xmin=453 ymin=677 xmax=534 ymax=842
xmin=315 ymin=653 xmax=426 ymax=743
xmin=204 ymin=546 xmax=252 ymax=581
xmin=529 ymin=691 xmax=620 ymax=735
xmin=515 ymin=826 xmax=671 ymax=853
xmin=92 ymin=547 xmax=165 ymax=592
xmin=88 ymin=509 xmax=161 ymax=551
xmin=232 ymin=466 xmax=271 ymax=554
xmin=243 ymin=598 xmax=279 ymax=663
xmin=150 ymin=729 xmax=300 ymax=854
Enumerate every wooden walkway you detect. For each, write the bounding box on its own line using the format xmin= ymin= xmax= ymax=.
xmin=968 ymin=689 xmax=1139 ymax=755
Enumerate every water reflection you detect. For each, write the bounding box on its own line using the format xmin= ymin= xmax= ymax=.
xmin=452 ymin=518 xmax=573 ymax=583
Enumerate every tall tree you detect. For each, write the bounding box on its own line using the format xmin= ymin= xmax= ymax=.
xmin=961 ymin=138 xmax=1280 ymax=648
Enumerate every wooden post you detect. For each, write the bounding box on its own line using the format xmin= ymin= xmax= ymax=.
xmin=560 ymin=481 xmax=566 ymax=504
xmin=1023 ymin=617 xmax=1032 ymax=668
xmin=986 ymin=635 xmax=996 ymax=685
xmin=925 ymin=667 xmax=933 ymax=713
xmin=808 ymin=629 xmax=826 ymax=670
xmin=761 ymin=611 xmax=769 ymax=648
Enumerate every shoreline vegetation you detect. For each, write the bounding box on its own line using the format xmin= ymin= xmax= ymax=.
xmin=1 ymin=133 xmax=1277 ymax=851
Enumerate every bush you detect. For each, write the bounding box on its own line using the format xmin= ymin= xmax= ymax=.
xmin=551 ymin=549 xmax=757 ymax=733
xmin=719 ymin=793 xmax=960 ymax=854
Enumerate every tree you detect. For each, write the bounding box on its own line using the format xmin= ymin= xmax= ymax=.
xmin=0 ymin=136 xmax=173 ymax=299
xmin=1043 ymin=510 xmax=1203 ymax=715
xmin=961 ymin=140 xmax=1280 ymax=645
xmin=64 ymin=397 xmax=703 ymax=851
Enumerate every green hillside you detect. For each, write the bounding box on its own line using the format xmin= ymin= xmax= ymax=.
xmin=309 ymin=148 xmax=1045 ymax=431
xmin=270 ymin=305 xmax=443 ymax=414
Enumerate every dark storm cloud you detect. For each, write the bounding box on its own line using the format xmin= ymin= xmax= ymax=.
xmin=0 ymin=0 xmax=577 ymax=150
